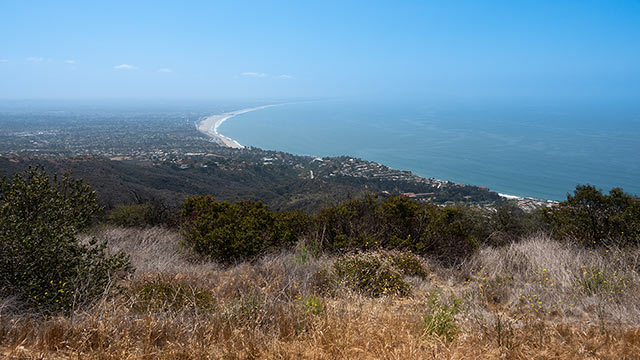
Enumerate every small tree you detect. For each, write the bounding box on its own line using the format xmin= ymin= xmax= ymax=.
xmin=544 ymin=184 xmax=640 ymax=246
xmin=0 ymin=167 xmax=130 ymax=313
xmin=419 ymin=206 xmax=484 ymax=266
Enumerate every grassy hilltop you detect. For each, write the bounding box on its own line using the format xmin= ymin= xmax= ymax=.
xmin=1 ymin=168 xmax=640 ymax=359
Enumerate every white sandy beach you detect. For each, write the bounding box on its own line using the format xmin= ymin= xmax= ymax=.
xmin=197 ymin=105 xmax=280 ymax=148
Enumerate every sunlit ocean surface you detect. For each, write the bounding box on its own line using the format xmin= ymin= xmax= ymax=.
xmin=220 ymin=100 xmax=640 ymax=200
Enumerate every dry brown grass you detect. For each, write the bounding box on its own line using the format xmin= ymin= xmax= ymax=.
xmin=84 ymin=226 xmax=220 ymax=276
xmin=460 ymin=235 xmax=640 ymax=327
xmin=2 ymin=227 xmax=640 ymax=359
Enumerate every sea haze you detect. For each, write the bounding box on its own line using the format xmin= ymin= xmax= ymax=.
xmin=219 ymin=99 xmax=640 ymax=200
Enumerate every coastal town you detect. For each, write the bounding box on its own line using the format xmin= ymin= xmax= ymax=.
xmin=0 ymin=109 xmax=558 ymax=210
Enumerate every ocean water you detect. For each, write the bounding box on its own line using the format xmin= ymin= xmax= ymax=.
xmin=219 ymin=99 xmax=640 ymax=200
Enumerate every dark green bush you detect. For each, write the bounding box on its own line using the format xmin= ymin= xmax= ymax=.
xmin=0 ymin=167 xmax=131 ymax=313
xmin=180 ymin=195 xmax=310 ymax=263
xmin=543 ymin=185 xmax=640 ymax=246
xmin=315 ymin=196 xmax=489 ymax=265
xmin=315 ymin=195 xmax=385 ymax=250
xmin=488 ymin=204 xmax=536 ymax=245
xmin=182 ymin=185 xmax=639 ymax=268
xmin=178 ymin=193 xmax=488 ymax=266
xmin=419 ymin=206 xmax=487 ymax=265
xmin=379 ymin=195 xmax=426 ymax=248
xmin=333 ymin=253 xmax=411 ymax=297
xmin=312 ymin=195 xmax=424 ymax=251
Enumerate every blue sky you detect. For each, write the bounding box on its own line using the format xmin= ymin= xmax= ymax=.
xmin=1 ymin=0 xmax=639 ymax=102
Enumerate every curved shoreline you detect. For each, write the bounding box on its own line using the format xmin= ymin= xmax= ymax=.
xmin=197 ymin=103 xmax=557 ymax=205
xmin=197 ymin=104 xmax=280 ymax=148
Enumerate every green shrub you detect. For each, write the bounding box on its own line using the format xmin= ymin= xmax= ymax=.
xmin=316 ymin=195 xmax=429 ymax=251
xmin=130 ymin=278 xmax=215 ymax=313
xmin=419 ymin=206 xmax=485 ymax=265
xmin=488 ymin=204 xmax=543 ymax=246
xmin=380 ymin=196 xmax=425 ymax=249
xmin=388 ymin=252 xmax=428 ymax=279
xmin=423 ymin=291 xmax=463 ymax=342
xmin=544 ymin=185 xmax=640 ymax=246
xmin=315 ymin=196 xmax=486 ymax=265
xmin=180 ymin=195 xmax=310 ymax=263
xmin=313 ymin=252 xmax=421 ymax=296
xmin=333 ymin=253 xmax=410 ymax=297
xmin=0 ymin=167 xmax=131 ymax=313
xmin=315 ymin=195 xmax=384 ymax=250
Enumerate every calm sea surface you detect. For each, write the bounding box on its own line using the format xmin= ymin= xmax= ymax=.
xmin=219 ymin=100 xmax=640 ymax=200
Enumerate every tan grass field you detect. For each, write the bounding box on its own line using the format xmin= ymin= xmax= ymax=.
xmin=1 ymin=227 xmax=639 ymax=359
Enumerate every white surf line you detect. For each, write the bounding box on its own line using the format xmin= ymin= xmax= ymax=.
xmin=498 ymin=193 xmax=523 ymax=200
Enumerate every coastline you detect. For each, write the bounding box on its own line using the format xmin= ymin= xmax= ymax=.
xmin=197 ymin=104 xmax=280 ymax=148
xmin=197 ymin=104 xmax=558 ymax=207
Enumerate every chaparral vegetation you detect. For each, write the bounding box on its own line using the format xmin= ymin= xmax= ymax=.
xmin=1 ymin=168 xmax=639 ymax=359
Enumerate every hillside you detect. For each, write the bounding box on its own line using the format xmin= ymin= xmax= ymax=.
xmin=0 ymin=155 xmax=503 ymax=214
xmin=1 ymin=166 xmax=639 ymax=359
xmin=1 ymin=227 xmax=639 ymax=359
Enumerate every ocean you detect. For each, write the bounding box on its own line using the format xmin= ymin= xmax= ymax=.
xmin=219 ymin=99 xmax=640 ymax=200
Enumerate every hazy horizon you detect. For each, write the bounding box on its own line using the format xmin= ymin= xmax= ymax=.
xmin=1 ymin=1 xmax=639 ymax=103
